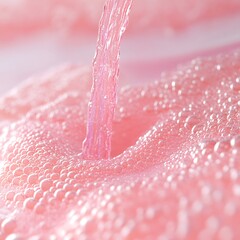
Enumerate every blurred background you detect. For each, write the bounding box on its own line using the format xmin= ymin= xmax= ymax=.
xmin=0 ymin=0 xmax=240 ymax=95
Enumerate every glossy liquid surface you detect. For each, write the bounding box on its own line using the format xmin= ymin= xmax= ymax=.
xmin=82 ymin=0 xmax=132 ymax=160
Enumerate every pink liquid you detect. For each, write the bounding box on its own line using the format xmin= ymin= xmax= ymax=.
xmin=0 ymin=1 xmax=240 ymax=240
xmin=82 ymin=0 xmax=132 ymax=160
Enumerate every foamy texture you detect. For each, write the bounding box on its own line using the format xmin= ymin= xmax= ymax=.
xmin=82 ymin=0 xmax=132 ymax=159
xmin=0 ymin=50 xmax=240 ymax=239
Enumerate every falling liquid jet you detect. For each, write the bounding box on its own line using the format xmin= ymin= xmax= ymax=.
xmin=82 ymin=0 xmax=133 ymax=160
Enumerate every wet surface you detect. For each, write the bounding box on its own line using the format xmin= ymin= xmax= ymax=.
xmin=0 ymin=49 xmax=240 ymax=239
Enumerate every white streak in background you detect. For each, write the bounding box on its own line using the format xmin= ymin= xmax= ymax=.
xmin=0 ymin=33 xmax=96 ymax=96
xmin=0 ymin=15 xmax=240 ymax=95
xmin=123 ymin=15 xmax=240 ymax=61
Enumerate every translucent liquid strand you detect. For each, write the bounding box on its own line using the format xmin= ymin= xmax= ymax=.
xmin=82 ymin=0 xmax=133 ymax=160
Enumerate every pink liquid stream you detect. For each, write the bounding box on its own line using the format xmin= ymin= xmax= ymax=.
xmin=82 ymin=0 xmax=132 ymax=160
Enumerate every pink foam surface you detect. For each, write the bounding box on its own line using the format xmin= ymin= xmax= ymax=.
xmin=0 ymin=48 xmax=240 ymax=239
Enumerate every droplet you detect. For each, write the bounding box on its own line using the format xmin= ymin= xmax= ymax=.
xmin=13 ymin=193 xmax=24 ymax=202
xmin=54 ymin=189 xmax=65 ymax=200
xmin=24 ymin=188 xmax=34 ymax=198
xmin=33 ymin=189 xmax=43 ymax=201
xmin=40 ymin=179 xmax=53 ymax=191
xmin=34 ymin=203 xmax=45 ymax=215
xmin=27 ymin=174 xmax=38 ymax=184
xmin=1 ymin=218 xmax=17 ymax=234
xmin=215 ymin=65 xmax=221 ymax=71
xmin=214 ymin=140 xmax=231 ymax=153
xmin=13 ymin=168 xmax=23 ymax=177
xmin=230 ymin=135 xmax=240 ymax=148
xmin=65 ymin=191 xmax=75 ymax=200
xmin=5 ymin=191 xmax=15 ymax=201
xmin=23 ymin=198 xmax=36 ymax=210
